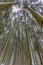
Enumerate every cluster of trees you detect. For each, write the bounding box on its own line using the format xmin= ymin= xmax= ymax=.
xmin=0 ymin=0 xmax=43 ymax=65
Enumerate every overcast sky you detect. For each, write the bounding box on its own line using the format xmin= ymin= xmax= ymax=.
xmin=41 ymin=0 xmax=43 ymax=2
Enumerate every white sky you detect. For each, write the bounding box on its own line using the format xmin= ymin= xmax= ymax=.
xmin=41 ymin=0 xmax=43 ymax=2
xmin=12 ymin=6 xmax=21 ymax=13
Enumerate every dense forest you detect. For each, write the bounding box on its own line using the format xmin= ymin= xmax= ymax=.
xmin=0 ymin=0 xmax=43 ymax=65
